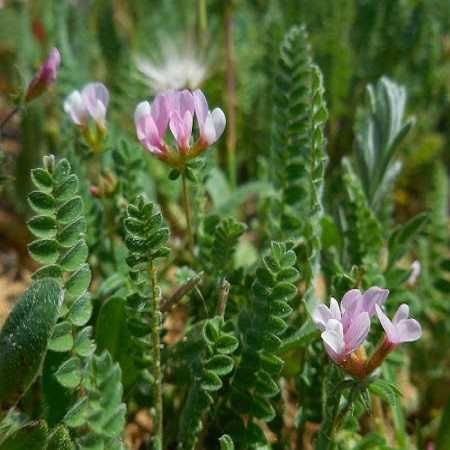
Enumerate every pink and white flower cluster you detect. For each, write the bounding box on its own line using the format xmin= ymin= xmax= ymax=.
xmin=64 ymin=82 xmax=109 ymax=130
xmin=134 ymin=89 xmax=226 ymax=167
xmin=313 ymin=287 xmax=421 ymax=377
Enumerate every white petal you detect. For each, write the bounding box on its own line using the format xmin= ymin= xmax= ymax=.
xmin=329 ymin=297 xmax=342 ymax=321
xmin=396 ymin=319 xmax=422 ymax=343
xmin=211 ymin=107 xmax=226 ymax=140
xmin=312 ymin=304 xmax=333 ymax=331
xmin=202 ymin=112 xmax=217 ymax=145
xmin=321 ymin=319 xmax=345 ymax=357
xmin=64 ymin=90 xmax=87 ymax=125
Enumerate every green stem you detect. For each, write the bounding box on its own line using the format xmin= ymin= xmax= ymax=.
xmin=149 ymin=261 xmax=163 ymax=449
xmin=181 ymin=172 xmax=194 ymax=254
xmin=224 ymin=0 xmax=237 ymax=189
xmin=196 ymin=0 xmax=208 ymax=49
xmin=0 ymin=106 xmax=20 ymax=135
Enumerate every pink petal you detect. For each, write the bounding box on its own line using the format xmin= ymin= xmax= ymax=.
xmin=179 ymin=89 xmax=195 ymax=116
xmin=169 ymin=111 xmax=191 ymax=151
xmin=393 ymin=304 xmax=410 ymax=324
xmin=341 ymin=289 xmax=363 ymax=315
xmin=376 ymin=305 xmax=397 ymax=343
xmin=151 ymin=93 xmax=170 ymax=136
xmin=362 ymin=287 xmax=389 ymax=316
xmin=82 ymin=82 xmax=109 ymax=124
xmin=193 ymin=89 xmax=209 ymax=128
xmin=396 ymin=319 xmax=422 ymax=343
xmin=344 ymin=312 xmax=370 ymax=353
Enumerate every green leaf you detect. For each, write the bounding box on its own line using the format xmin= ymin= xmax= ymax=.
xmin=67 ymin=294 xmax=92 ymax=327
xmin=58 ymin=218 xmax=87 ymax=247
xmin=0 ymin=279 xmax=62 ymax=411
xmin=279 ymin=321 xmax=318 ymax=352
xmin=27 ymin=215 xmax=57 ymax=239
xmin=73 ymin=327 xmax=95 ymax=357
xmin=28 ymin=239 xmax=59 ymax=265
xmin=54 ymin=174 xmax=79 ymax=202
xmin=202 ymin=320 xmax=220 ymax=345
xmin=205 ymin=355 xmax=234 ymax=376
xmin=388 ymin=212 xmax=429 ymax=266
xmin=369 ymin=379 xmax=402 ymax=405
xmin=31 ymin=168 xmax=52 ymax=192
xmin=53 ymin=159 xmax=72 ymax=183
xmin=55 ymin=356 xmax=82 ymax=389
xmin=65 ymin=264 xmax=91 ymax=298
xmin=254 ymin=370 xmax=279 ymax=398
xmin=46 ymin=425 xmax=75 ymax=450
xmin=215 ymin=334 xmax=239 ymax=354
xmin=59 ymin=240 xmax=88 ymax=271
xmin=48 ymin=321 xmax=73 ymax=352
xmin=28 ymin=191 xmax=56 ymax=214
xmin=201 ymin=371 xmax=223 ymax=391
xmin=219 ymin=435 xmax=234 ymax=450
xmin=56 ymin=197 xmax=83 ymax=224
xmin=0 ymin=421 xmax=48 ymax=450
xmin=31 ymin=264 xmax=63 ymax=280
xmin=64 ymin=397 xmax=89 ymax=428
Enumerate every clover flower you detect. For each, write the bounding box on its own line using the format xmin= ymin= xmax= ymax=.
xmin=313 ymin=287 xmax=422 ymax=379
xmin=64 ymin=82 xmax=109 ymax=130
xmin=135 ymin=89 xmax=225 ymax=168
xmin=64 ymin=82 xmax=109 ymax=152
xmin=313 ymin=288 xmax=388 ymax=364
xmin=25 ymin=48 xmax=61 ymax=102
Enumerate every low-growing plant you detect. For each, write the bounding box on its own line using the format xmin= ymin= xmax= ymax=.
xmin=0 ymin=4 xmax=448 ymax=450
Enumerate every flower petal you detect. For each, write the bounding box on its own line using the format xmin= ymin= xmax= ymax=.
xmin=211 ymin=107 xmax=226 ymax=141
xmin=376 ymin=305 xmax=397 ymax=343
xmin=341 ymin=289 xmax=363 ymax=315
xmin=135 ymin=101 xmax=151 ymax=139
xmin=321 ymin=319 xmax=345 ymax=360
xmin=151 ymin=93 xmax=170 ymax=136
xmin=202 ymin=112 xmax=217 ymax=145
xmin=393 ymin=304 xmax=410 ymax=324
xmin=362 ymin=287 xmax=389 ymax=316
xmin=193 ymin=89 xmax=209 ymax=128
xmin=312 ymin=304 xmax=333 ymax=331
xmin=329 ymin=297 xmax=342 ymax=321
xmin=82 ymin=82 xmax=109 ymax=124
xmin=64 ymin=91 xmax=88 ymax=126
xmin=344 ymin=312 xmax=370 ymax=353
xmin=396 ymin=319 xmax=422 ymax=343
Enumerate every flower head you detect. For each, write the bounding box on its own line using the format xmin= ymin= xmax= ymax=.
xmin=64 ymin=82 xmax=109 ymax=152
xmin=313 ymin=295 xmax=371 ymax=363
xmin=135 ymin=89 xmax=225 ymax=168
xmin=25 ymin=47 xmax=61 ymax=102
xmin=64 ymin=82 xmax=109 ymax=130
xmin=375 ymin=304 xmax=422 ymax=346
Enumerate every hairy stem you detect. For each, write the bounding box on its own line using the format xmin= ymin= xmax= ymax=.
xmin=149 ymin=261 xmax=163 ymax=449
xmin=181 ymin=172 xmax=194 ymax=254
xmin=217 ymin=278 xmax=230 ymax=318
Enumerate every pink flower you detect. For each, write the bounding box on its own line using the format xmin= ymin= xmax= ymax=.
xmin=134 ymin=89 xmax=225 ymax=166
xmin=313 ymin=288 xmax=388 ymax=363
xmin=64 ymin=82 xmax=109 ymax=130
xmin=375 ymin=304 xmax=422 ymax=346
xmin=25 ymin=48 xmax=61 ymax=102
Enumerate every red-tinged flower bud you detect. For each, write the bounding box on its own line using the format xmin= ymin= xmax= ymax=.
xmin=25 ymin=48 xmax=61 ymax=103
